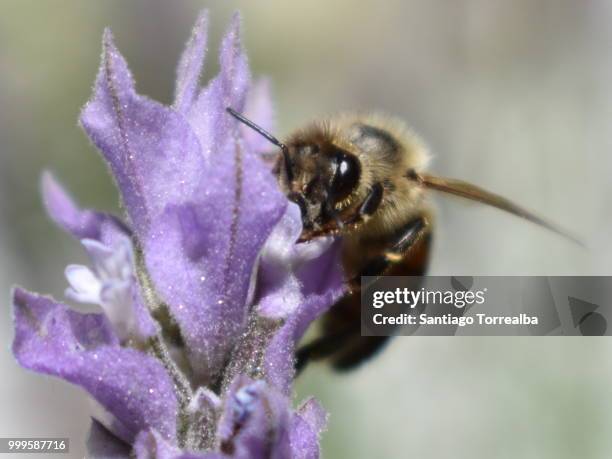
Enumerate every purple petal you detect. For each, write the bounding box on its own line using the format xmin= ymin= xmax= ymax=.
xmin=144 ymin=174 xmax=285 ymax=381
xmin=129 ymin=282 xmax=159 ymax=342
xmin=81 ymin=26 xmax=285 ymax=382
xmin=41 ymin=171 xmax=128 ymax=243
xmin=257 ymin=204 xmax=336 ymax=319
xmin=188 ymin=12 xmax=250 ymax=160
xmin=217 ymin=376 xmax=291 ymax=459
xmin=146 ymin=23 xmax=281 ymax=380
xmin=300 ymin=252 xmax=344 ymax=299
xmin=80 ymin=30 xmax=204 ymax=235
xmin=12 ymin=288 xmax=178 ymax=443
xmin=289 ymin=398 xmax=328 ymax=459
xmin=219 ymin=13 xmax=250 ymax=108
xmin=242 ymin=78 xmax=276 ymax=154
xmin=263 ymin=283 xmax=343 ymax=395
xmin=253 ymin=205 xmax=303 ymax=319
xmin=296 ymin=398 xmax=328 ymax=435
xmin=174 ymin=10 xmax=209 ymax=113
xmin=255 ymin=206 xmax=345 ymax=394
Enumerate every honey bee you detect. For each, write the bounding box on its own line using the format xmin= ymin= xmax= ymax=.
xmin=227 ymin=108 xmax=579 ymax=372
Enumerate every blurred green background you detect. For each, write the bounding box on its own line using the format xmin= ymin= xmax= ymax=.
xmin=1 ymin=1 xmax=611 ymax=458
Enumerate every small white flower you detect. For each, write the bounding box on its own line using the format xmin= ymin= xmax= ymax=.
xmin=256 ymin=204 xmax=335 ymax=318
xmin=65 ymin=236 xmax=137 ymax=342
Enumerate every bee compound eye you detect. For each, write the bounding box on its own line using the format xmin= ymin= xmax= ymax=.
xmin=330 ymin=152 xmax=360 ymax=202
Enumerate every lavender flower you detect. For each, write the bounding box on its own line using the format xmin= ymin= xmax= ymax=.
xmin=12 ymin=11 xmax=345 ymax=458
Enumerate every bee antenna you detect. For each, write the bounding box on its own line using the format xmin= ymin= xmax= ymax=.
xmin=226 ymin=107 xmax=294 ymax=182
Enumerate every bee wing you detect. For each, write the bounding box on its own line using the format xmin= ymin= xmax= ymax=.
xmin=418 ymin=173 xmax=583 ymax=246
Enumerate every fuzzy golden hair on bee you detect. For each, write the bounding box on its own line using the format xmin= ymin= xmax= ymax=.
xmin=267 ymin=112 xmax=432 ymax=239
xmin=328 ymin=112 xmax=432 ymax=238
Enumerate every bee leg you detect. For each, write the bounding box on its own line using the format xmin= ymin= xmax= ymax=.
xmin=295 ymin=216 xmax=431 ymax=373
xmin=358 ymin=182 xmax=385 ymax=218
xmin=296 ymin=332 xmax=393 ymax=374
xmin=294 ymin=325 xmax=357 ymax=374
xmin=354 ymin=216 xmax=428 ymax=286
xmin=330 ymin=217 xmax=430 ymax=371
xmin=345 ymin=182 xmax=385 ymax=226
xmin=299 ymin=184 xmax=385 ymax=242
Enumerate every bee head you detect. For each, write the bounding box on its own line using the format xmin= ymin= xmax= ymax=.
xmin=278 ymin=137 xmax=361 ymax=233
xmin=225 ymin=108 xmax=361 ymax=235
